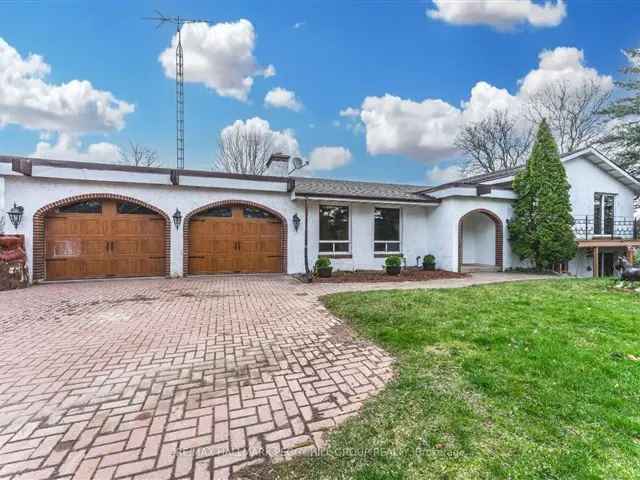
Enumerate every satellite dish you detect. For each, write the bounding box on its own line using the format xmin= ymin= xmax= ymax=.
xmin=292 ymin=157 xmax=305 ymax=170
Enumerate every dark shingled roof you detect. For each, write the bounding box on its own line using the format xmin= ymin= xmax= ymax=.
xmin=293 ymin=177 xmax=438 ymax=203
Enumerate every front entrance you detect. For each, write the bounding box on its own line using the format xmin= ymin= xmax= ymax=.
xmin=44 ymin=199 xmax=166 ymax=280
xmin=458 ymin=209 xmax=503 ymax=273
xmin=188 ymin=205 xmax=283 ymax=274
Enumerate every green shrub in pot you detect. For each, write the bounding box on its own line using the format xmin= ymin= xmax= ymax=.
xmin=423 ymin=254 xmax=436 ymax=271
xmin=315 ymin=257 xmax=333 ymax=278
xmin=385 ymin=255 xmax=402 ymax=276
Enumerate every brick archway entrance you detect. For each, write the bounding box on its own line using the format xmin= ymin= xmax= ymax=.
xmin=458 ymin=208 xmax=503 ymax=273
xmin=33 ymin=194 xmax=170 ymax=281
xmin=183 ymin=200 xmax=288 ymax=275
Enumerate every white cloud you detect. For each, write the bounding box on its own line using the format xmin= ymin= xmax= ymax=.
xmin=32 ymin=133 xmax=120 ymax=163
xmin=518 ymin=47 xmax=613 ymax=96
xmin=264 ymin=87 xmax=303 ymax=111
xmin=425 ymin=164 xmax=463 ymax=185
xmin=427 ymin=0 xmax=567 ymax=30
xmin=0 ymin=37 xmax=134 ymax=134
xmin=159 ymin=19 xmax=273 ymax=102
xmin=220 ymin=117 xmax=300 ymax=156
xmin=260 ymin=64 xmax=277 ymax=78
xmin=308 ymin=146 xmax=352 ymax=171
xmin=339 ymin=107 xmax=360 ymax=118
xmin=360 ymin=94 xmax=461 ymax=163
xmin=359 ymin=46 xmax=611 ymax=164
xmin=293 ymin=22 xmax=306 ymax=29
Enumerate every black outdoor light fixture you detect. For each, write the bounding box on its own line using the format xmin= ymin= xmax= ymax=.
xmin=292 ymin=213 xmax=301 ymax=232
xmin=172 ymin=208 xmax=182 ymax=230
xmin=7 ymin=203 xmax=24 ymax=229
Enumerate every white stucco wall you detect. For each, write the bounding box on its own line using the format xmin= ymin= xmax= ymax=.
xmin=302 ymin=200 xmax=432 ymax=271
xmin=2 ymin=176 xmax=305 ymax=277
xmin=558 ymin=156 xmax=635 ymax=220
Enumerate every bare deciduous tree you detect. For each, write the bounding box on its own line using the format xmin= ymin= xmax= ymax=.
xmin=455 ymin=109 xmax=533 ymax=175
xmin=526 ymin=78 xmax=611 ymax=154
xmin=119 ymin=141 xmax=160 ymax=167
xmin=214 ymin=127 xmax=277 ymax=175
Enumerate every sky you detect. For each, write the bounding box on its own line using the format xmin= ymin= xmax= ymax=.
xmin=0 ymin=0 xmax=639 ymax=186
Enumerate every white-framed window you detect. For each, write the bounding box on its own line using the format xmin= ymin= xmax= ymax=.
xmin=593 ymin=192 xmax=615 ymax=235
xmin=319 ymin=205 xmax=350 ymax=254
xmin=374 ymin=207 xmax=401 ymax=253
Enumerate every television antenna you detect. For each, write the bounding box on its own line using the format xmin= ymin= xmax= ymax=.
xmin=143 ymin=11 xmax=214 ymax=169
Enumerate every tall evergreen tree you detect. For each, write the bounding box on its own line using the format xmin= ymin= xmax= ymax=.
xmin=509 ymin=120 xmax=577 ymax=270
xmin=599 ymin=48 xmax=640 ymax=176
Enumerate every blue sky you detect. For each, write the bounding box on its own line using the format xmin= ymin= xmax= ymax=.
xmin=1 ymin=0 xmax=639 ymax=185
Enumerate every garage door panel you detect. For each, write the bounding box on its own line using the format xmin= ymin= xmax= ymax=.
xmin=189 ymin=206 xmax=282 ymax=274
xmin=262 ymin=256 xmax=282 ymax=273
xmin=45 ymin=199 xmax=166 ymax=280
xmin=141 ymin=238 xmax=165 ymax=256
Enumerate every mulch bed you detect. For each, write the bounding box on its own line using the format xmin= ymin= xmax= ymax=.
xmin=313 ymin=267 xmax=468 ymax=283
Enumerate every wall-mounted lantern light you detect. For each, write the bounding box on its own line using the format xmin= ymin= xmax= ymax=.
xmin=8 ymin=203 xmax=24 ymax=229
xmin=172 ymin=208 xmax=182 ymax=230
xmin=292 ymin=213 xmax=301 ymax=232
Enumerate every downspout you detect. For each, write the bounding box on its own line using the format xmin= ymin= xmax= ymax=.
xmin=304 ymin=197 xmax=312 ymax=282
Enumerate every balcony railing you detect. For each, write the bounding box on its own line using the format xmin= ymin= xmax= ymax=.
xmin=573 ymin=215 xmax=640 ymax=240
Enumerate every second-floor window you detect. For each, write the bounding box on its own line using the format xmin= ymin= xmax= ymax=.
xmin=594 ymin=193 xmax=615 ymax=235
xmin=374 ymin=208 xmax=401 ymax=253
xmin=319 ymin=205 xmax=350 ymax=254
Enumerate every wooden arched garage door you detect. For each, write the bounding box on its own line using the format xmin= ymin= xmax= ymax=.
xmin=188 ymin=205 xmax=283 ymax=274
xmin=44 ymin=199 xmax=166 ymax=280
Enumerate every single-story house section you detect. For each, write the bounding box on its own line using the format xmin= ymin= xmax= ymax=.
xmin=1 ymin=147 xmax=639 ymax=282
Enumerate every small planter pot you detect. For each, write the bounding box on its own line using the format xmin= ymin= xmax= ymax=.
xmin=386 ymin=266 xmax=402 ymax=276
xmin=317 ymin=267 xmax=333 ymax=278
xmin=423 ymin=263 xmax=435 ymax=271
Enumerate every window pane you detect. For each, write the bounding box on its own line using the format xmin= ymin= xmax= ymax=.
xmin=604 ymin=195 xmax=615 ymax=234
xmin=244 ymin=207 xmax=276 ymax=219
xmin=320 ymin=206 xmax=349 ymax=241
xmin=57 ymin=201 xmax=102 ymax=214
xmin=388 ymin=242 xmax=401 ymax=252
xmin=374 ymin=242 xmax=386 ymax=252
xmin=319 ymin=243 xmax=333 ymax=252
xmin=197 ymin=206 xmax=232 ymax=217
xmin=593 ymin=193 xmax=602 ymax=234
xmin=334 ymin=243 xmax=349 ymax=253
xmin=374 ymin=208 xmax=400 ymax=241
xmin=117 ymin=202 xmax=155 ymax=215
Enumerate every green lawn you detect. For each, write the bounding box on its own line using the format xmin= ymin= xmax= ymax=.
xmin=268 ymin=279 xmax=640 ymax=479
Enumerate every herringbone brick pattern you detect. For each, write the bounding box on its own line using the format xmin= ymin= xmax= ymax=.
xmin=0 ymin=275 xmax=396 ymax=480
xmin=0 ymin=272 xmax=542 ymax=479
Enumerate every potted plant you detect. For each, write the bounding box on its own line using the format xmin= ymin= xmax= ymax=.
xmin=385 ymin=255 xmax=402 ymax=276
xmin=315 ymin=257 xmax=333 ymax=278
xmin=423 ymin=254 xmax=436 ymax=271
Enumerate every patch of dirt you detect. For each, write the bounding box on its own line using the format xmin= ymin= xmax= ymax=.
xmin=313 ymin=268 xmax=468 ymax=284
xmin=327 ymin=324 xmax=355 ymax=343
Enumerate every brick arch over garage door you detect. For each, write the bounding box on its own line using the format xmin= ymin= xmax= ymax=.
xmin=457 ymin=208 xmax=503 ymax=272
xmin=183 ymin=200 xmax=288 ymax=275
xmin=33 ymin=194 xmax=170 ymax=281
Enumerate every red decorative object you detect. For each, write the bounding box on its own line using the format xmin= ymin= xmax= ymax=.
xmin=0 ymin=235 xmax=28 ymax=290
xmin=0 ymin=236 xmax=26 ymax=264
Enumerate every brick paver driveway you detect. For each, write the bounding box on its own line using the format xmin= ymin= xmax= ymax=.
xmin=0 ymin=272 xmax=543 ymax=479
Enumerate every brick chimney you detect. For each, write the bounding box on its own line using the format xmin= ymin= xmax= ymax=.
xmin=265 ymin=153 xmax=290 ymax=177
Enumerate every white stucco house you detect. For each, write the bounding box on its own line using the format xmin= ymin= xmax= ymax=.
xmin=0 ymin=147 xmax=638 ymax=283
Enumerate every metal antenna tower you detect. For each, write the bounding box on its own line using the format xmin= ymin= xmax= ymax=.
xmin=144 ymin=11 xmax=213 ymax=169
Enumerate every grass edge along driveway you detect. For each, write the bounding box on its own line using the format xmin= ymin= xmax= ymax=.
xmin=255 ymin=279 xmax=640 ymax=480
